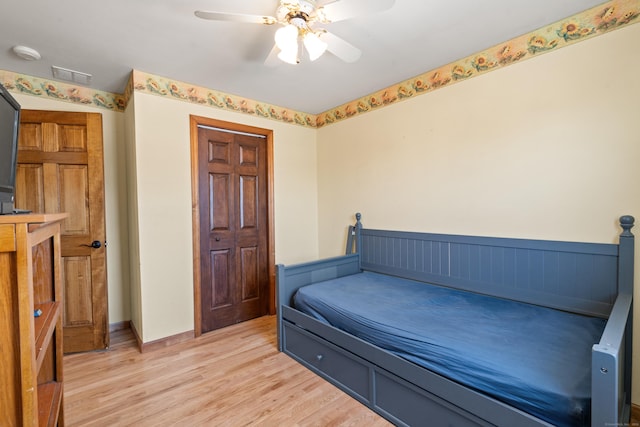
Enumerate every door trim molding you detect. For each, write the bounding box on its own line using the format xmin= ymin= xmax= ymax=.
xmin=189 ymin=115 xmax=275 ymax=337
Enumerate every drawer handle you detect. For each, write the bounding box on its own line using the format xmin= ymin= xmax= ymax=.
xmin=316 ymin=354 xmax=324 ymax=361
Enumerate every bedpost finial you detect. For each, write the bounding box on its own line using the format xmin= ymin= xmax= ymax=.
xmin=355 ymin=212 xmax=362 ymax=229
xmin=620 ymin=215 xmax=634 ymax=237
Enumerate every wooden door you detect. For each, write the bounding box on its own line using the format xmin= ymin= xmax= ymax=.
xmin=15 ymin=110 xmax=108 ymax=353
xmin=196 ymin=123 xmax=270 ymax=333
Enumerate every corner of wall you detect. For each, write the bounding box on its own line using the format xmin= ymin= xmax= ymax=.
xmin=123 ymin=93 xmax=143 ymax=341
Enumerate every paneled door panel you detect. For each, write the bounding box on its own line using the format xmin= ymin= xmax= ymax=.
xmin=16 ymin=110 xmax=108 ymax=353
xmin=240 ymin=246 xmax=259 ymax=300
xmin=63 ymin=256 xmax=93 ymax=325
xmin=210 ymin=173 xmax=231 ymax=231
xmin=59 ymin=165 xmax=90 ymax=234
xmin=211 ymin=249 xmax=232 ymax=308
xmin=15 ymin=164 xmax=44 ymax=211
xmin=198 ymin=126 xmax=268 ymax=332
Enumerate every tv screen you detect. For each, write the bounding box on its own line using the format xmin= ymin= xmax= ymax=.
xmin=0 ymin=84 xmax=21 ymax=214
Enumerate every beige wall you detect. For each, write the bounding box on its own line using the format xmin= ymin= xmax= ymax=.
xmin=317 ymin=23 xmax=640 ymax=401
xmin=128 ymin=91 xmax=319 ymax=343
xmin=12 ymin=93 xmax=131 ymax=325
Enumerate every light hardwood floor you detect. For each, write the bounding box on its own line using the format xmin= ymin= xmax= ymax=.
xmin=63 ymin=315 xmax=392 ymax=426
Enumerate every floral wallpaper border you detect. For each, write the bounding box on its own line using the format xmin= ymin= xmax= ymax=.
xmin=318 ymin=0 xmax=639 ymax=127
xmin=2 ymin=0 xmax=638 ymax=128
xmin=0 ymin=69 xmax=126 ymax=112
xmin=132 ymin=70 xmax=318 ymax=128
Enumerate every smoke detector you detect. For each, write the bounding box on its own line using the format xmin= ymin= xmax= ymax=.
xmin=12 ymin=45 xmax=41 ymax=61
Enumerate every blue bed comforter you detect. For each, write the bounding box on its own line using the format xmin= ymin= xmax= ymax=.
xmin=293 ymin=271 xmax=606 ymax=427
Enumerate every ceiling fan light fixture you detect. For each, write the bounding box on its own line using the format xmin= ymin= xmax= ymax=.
xmin=196 ymin=0 xmax=392 ymax=66
xmin=303 ymin=32 xmax=327 ymax=61
xmin=275 ymin=24 xmax=299 ymax=51
xmin=277 ymin=47 xmax=299 ymax=65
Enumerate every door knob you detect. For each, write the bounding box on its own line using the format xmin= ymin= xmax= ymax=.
xmin=82 ymin=240 xmax=102 ymax=249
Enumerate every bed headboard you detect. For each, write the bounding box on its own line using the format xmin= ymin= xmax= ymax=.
xmin=350 ymin=214 xmax=635 ymax=318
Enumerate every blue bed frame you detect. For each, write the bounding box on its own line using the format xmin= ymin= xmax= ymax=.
xmin=277 ymin=213 xmax=634 ymax=426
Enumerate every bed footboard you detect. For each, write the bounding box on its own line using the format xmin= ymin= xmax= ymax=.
xmin=276 ymin=253 xmax=360 ymax=351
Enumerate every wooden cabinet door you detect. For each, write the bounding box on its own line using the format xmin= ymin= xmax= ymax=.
xmin=16 ymin=110 xmax=108 ymax=353
xmin=197 ymin=125 xmax=269 ymax=333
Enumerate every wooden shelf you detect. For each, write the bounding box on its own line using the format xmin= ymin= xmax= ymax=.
xmin=0 ymin=214 xmax=66 ymax=426
xmin=34 ymin=301 xmax=61 ymax=371
xmin=0 ymin=212 xmax=68 ymax=225
xmin=37 ymin=381 xmax=62 ymax=427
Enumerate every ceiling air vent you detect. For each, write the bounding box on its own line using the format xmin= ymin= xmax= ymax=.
xmin=51 ymin=65 xmax=92 ymax=85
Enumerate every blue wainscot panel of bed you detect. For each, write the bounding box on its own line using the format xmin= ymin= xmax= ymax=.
xmin=276 ymin=213 xmax=634 ymax=427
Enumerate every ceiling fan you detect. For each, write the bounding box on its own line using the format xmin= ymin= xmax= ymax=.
xmin=195 ymin=0 xmax=395 ymax=65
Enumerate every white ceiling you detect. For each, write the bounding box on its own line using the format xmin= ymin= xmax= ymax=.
xmin=0 ymin=0 xmax=605 ymax=114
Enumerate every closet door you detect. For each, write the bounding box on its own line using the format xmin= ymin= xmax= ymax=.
xmin=16 ymin=110 xmax=108 ymax=353
xmin=196 ymin=124 xmax=269 ymax=333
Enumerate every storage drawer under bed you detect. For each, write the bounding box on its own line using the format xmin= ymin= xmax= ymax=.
xmin=374 ymin=369 xmax=490 ymax=427
xmin=283 ymin=321 xmax=372 ymax=404
xmin=283 ymin=319 xmax=494 ymax=427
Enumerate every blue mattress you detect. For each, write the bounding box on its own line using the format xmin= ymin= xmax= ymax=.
xmin=293 ymin=271 xmax=606 ymax=427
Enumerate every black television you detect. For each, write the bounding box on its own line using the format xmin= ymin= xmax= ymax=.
xmin=0 ymin=84 xmax=21 ymax=215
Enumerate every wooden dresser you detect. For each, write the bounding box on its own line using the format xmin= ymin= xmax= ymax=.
xmin=0 ymin=213 xmax=67 ymax=427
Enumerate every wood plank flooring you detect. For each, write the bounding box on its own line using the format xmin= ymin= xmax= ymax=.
xmin=63 ymin=315 xmax=392 ymax=426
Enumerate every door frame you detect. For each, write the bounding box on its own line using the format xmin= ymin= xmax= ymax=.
xmin=189 ymin=115 xmax=275 ymax=337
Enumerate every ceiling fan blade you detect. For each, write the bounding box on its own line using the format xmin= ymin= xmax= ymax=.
xmin=264 ymin=44 xmax=281 ymax=67
xmin=194 ymin=10 xmax=277 ymax=25
xmin=319 ymin=31 xmax=361 ymax=63
xmin=319 ymin=0 xmax=395 ymax=23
